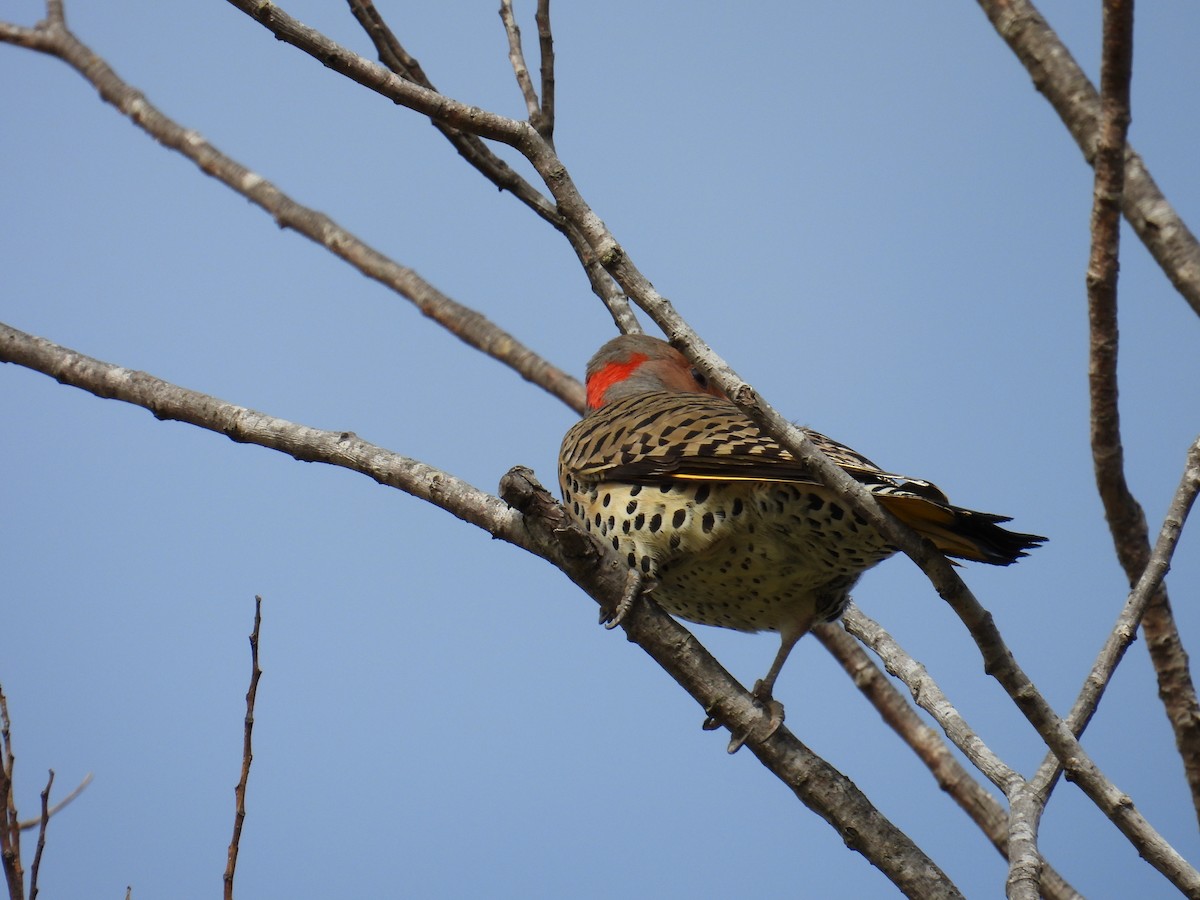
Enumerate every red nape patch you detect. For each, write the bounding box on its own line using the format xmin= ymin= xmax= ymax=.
xmin=586 ymin=353 xmax=648 ymax=409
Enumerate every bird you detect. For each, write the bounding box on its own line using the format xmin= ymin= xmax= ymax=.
xmin=558 ymin=333 xmax=1044 ymax=746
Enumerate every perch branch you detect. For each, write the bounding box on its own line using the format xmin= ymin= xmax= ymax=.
xmin=0 ymin=318 xmax=962 ymax=898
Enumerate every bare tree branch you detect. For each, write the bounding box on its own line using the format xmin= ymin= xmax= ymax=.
xmin=17 ymin=773 xmax=92 ymax=833
xmin=1082 ymin=0 xmax=1200 ymax=827
xmin=975 ymin=0 xmax=1200 ymax=319
xmin=1068 ymin=437 xmax=1200 ymax=742
xmin=842 ymin=609 xmax=1023 ymax=796
xmin=534 ymin=0 xmax=555 ymax=142
xmin=342 ymin=0 xmax=636 ymax=332
xmin=221 ymin=0 xmax=638 ymax=339
xmin=224 ymin=597 xmax=263 ymax=900
xmin=0 ymin=11 xmax=584 ymax=413
xmin=0 ymin=320 xmax=528 ymax=548
xmin=344 ymin=0 xmax=556 ymax=216
xmin=27 ymin=771 xmax=51 ymax=900
xmin=498 ymin=0 xmax=546 ymax=139
xmin=1025 ymin=435 xmax=1200 ymax=849
xmin=815 ymin=623 xmax=1082 ymax=900
xmin=979 ymin=0 xmax=1200 ymax=847
xmin=0 ymin=687 xmax=24 ymax=900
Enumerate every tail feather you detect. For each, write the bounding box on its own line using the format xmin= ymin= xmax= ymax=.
xmin=879 ymin=494 xmax=1046 ymax=565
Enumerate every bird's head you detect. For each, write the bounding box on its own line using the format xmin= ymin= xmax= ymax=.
xmin=584 ymin=334 xmax=728 ymax=410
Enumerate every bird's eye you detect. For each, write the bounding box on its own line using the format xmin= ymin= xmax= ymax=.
xmin=690 ymin=367 xmax=709 ymax=389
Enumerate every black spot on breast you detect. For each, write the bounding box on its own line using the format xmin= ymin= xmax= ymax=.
xmin=731 ymin=498 xmax=744 ymax=516
xmin=634 ymin=512 xmax=646 ymax=530
xmin=693 ymin=485 xmax=711 ymax=505
xmin=602 ymin=493 xmax=611 ymax=507
xmin=830 ymin=504 xmax=844 ymax=521
xmin=648 ymin=514 xmax=662 ymax=533
xmin=807 ymin=495 xmax=825 ymax=511
xmin=701 ymin=512 xmax=715 ymax=533
xmin=672 ymin=509 xmax=686 ymax=528
xmin=629 ymin=485 xmax=642 ymax=496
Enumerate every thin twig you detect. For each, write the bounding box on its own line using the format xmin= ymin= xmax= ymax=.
xmin=534 ymin=0 xmax=555 ymax=143
xmin=224 ymin=597 xmax=263 ymax=900
xmin=28 ymin=771 xmax=52 ymax=900
xmin=841 ymin=609 xmax=1022 ymax=796
xmin=17 ymin=773 xmax=93 ymax=832
xmin=498 ymin=1 xmax=544 ymax=133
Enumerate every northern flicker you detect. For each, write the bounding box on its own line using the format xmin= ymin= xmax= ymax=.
xmin=558 ymin=334 xmax=1044 ymax=741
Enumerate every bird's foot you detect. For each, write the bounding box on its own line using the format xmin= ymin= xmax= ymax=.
xmin=600 ymin=569 xmax=646 ymax=629
xmin=701 ymin=682 xmax=786 ymax=754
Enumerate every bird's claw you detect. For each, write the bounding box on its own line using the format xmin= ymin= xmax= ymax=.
xmin=601 ymin=568 xmax=644 ymax=630
xmin=701 ymin=684 xmax=786 ymax=754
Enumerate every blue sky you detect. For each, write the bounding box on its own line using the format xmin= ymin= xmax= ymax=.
xmin=3 ymin=2 xmax=1199 ymax=897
